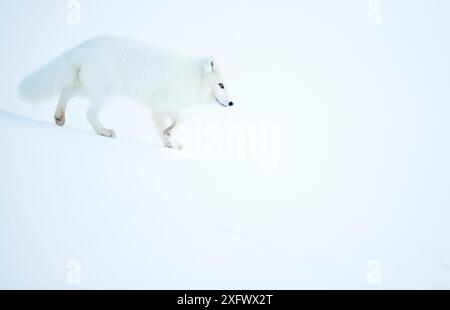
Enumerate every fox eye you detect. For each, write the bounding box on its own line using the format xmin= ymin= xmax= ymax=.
xmin=218 ymin=83 xmax=225 ymax=89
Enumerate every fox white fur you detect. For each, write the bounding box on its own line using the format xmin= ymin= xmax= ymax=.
xmin=18 ymin=36 xmax=233 ymax=149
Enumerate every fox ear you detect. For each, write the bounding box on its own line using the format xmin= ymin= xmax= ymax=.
xmin=203 ymin=57 xmax=215 ymax=74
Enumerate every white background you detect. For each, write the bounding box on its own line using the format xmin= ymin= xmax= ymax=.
xmin=0 ymin=0 xmax=449 ymax=289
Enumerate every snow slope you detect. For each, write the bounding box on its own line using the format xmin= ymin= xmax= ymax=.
xmin=0 ymin=110 xmax=449 ymax=289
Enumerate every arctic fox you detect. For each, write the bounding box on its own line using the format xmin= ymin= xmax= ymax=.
xmin=18 ymin=36 xmax=234 ymax=149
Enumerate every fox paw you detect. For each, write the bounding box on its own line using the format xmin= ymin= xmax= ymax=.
xmin=165 ymin=141 xmax=183 ymax=150
xmin=54 ymin=113 xmax=65 ymax=126
xmin=100 ymin=129 xmax=117 ymax=139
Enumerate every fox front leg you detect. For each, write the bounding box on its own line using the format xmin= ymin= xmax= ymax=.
xmin=151 ymin=110 xmax=183 ymax=150
xmin=163 ymin=121 xmax=183 ymax=150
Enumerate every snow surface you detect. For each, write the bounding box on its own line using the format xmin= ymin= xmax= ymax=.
xmin=1 ymin=0 xmax=450 ymax=289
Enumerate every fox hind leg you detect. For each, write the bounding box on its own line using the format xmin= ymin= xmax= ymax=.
xmin=86 ymin=96 xmax=117 ymax=138
xmin=54 ymin=88 xmax=79 ymax=126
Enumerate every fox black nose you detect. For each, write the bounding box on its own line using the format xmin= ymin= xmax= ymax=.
xmin=228 ymin=102 xmax=234 ymax=107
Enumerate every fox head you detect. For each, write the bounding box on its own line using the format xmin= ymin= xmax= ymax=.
xmin=202 ymin=57 xmax=234 ymax=107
